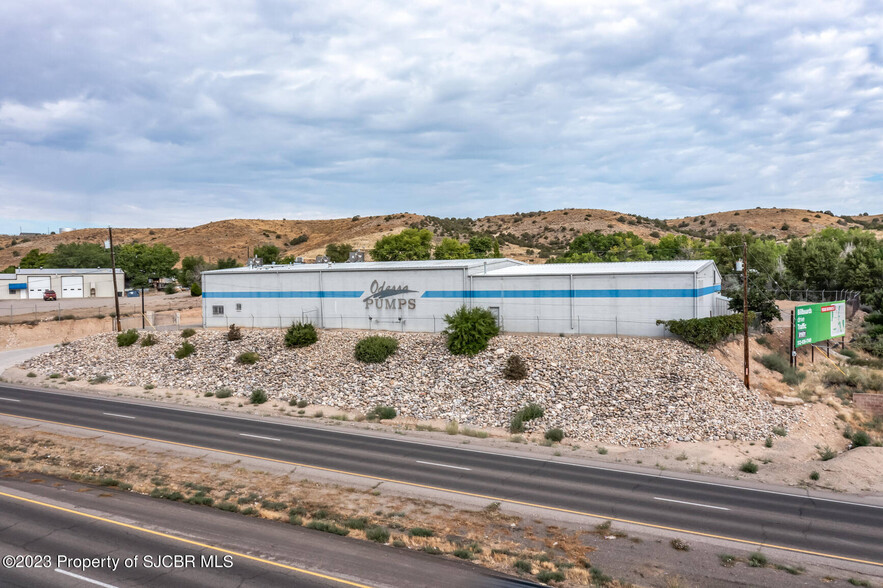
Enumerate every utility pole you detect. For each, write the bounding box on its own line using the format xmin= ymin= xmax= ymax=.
xmin=109 ymin=227 xmax=122 ymax=332
xmin=742 ymin=241 xmax=750 ymax=389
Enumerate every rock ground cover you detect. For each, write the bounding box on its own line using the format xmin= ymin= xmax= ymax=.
xmin=22 ymin=329 xmax=796 ymax=446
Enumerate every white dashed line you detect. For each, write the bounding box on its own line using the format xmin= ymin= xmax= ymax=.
xmin=239 ymin=433 xmax=281 ymax=442
xmin=102 ymin=412 xmax=135 ymax=419
xmin=653 ymin=496 xmax=730 ymax=511
xmin=416 ymin=460 xmax=471 ymax=471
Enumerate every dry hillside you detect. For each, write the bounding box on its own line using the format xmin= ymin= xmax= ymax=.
xmin=0 ymin=207 xmax=878 ymax=268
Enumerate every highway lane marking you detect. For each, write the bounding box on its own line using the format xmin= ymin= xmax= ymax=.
xmin=8 ymin=387 xmax=883 ymax=512
xmin=0 ymin=492 xmax=370 ymax=588
xmin=240 ymin=433 xmax=281 ymax=442
xmin=102 ymin=413 xmax=135 ymax=419
xmin=2 ymin=411 xmax=881 ymax=568
xmin=55 ymin=568 xmax=119 ymax=588
xmin=0 ymin=397 xmax=21 ymax=402
xmin=653 ymin=497 xmax=730 ymax=511
xmin=416 ymin=460 xmax=471 ymax=471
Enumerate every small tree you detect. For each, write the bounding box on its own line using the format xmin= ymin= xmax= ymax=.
xmin=370 ymin=229 xmax=433 ymax=261
xmin=284 ymin=322 xmax=318 ymax=348
xmin=116 ymin=329 xmax=139 ymax=347
xmin=325 ymin=243 xmax=354 ymax=263
xmin=443 ymin=306 xmax=500 ymax=355
xmin=190 ymin=282 xmax=202 ymax=297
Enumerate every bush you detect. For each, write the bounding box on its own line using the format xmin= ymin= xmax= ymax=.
xmin=739 ymin=460 xmax=758 ymax=473
xmin=851 ymin=430 xmax=872 ymax=448
xmin=748 ymin=552 xmax=768 ymax=567
xmin=365 ymin=526 xmax=390 ymax=543
xmin=810 ymin=471 xmax=820 ymax=481
xmin=514 ymin=560 xmax=532 ymax=573
xmin=657 ymin=313 xmax=752 ymax=349
xmin=236 ymin=351 xmax=260 ymax=365
xmin=670 ymin=538 xmax=690 ymax=551
xmin=284 ymin=322 xmax=317 ymax=348
xmin=249 ymin=389 xmax=268 ymax=405
xmin=305 ymin=521 xmax=349 ymax=536
xmin=215 ymin=388 xmax=233 ymax=399
xmin=164 ymin=283 xmax=177 ymax=294
xmin=409 ymin=527 xmax=434 ymax=537
xmin=772 ymin=426 xmax=787 ymax=437
xmin=536 ymin=570 xmax=565 ymax=583
xmin=517 ymin=403 xmax=544 ymax=421
xmin=757 ymin=353 xmax=805 ymax=385
xmin=190 ymin=283 xmax=201 ymax=297
xmin=818 ymin=445 xmax=837 ymax=461
xmin=509 ymin=415 xmax=524 ymax=434
xmin=503 ymin=354 xmax=528 ymax=380
xmin=181 ymin=328 xmax=196 ymax=338
xmin=443 ymin=305 xmax=500 ymax=356
xmin=140 ymin=333 xmax=157 ymax=347
xmin=545 ymin=428 xmax=564 ymax=443
xmin=354 ymin=336 xmax=399 ymax=363
xmin=116 ymin=329 xmax=139 ymax=347
xmin=174 ymin=341 xmax=195 ymax=359
xmin=227 ymin=324 xmax=242 ymax=341
xmin=367 ymin=405 xmax=397 ymax=420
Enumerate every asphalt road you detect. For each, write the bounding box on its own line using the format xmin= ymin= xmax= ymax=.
xmin=0 ymin=474 xmax=513 ymax=588
xmin=1 ymin=385 xmax=882 ymax=568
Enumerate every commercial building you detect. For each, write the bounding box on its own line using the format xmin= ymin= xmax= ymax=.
xmin=201 ymin=259 xmax=725 ymax=337
xmin=0 ymin=268 xmax=125 ymax=300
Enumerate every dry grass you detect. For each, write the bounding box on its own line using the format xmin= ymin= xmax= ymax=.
xmin=0 ymin=426 xmax=599 ymax=583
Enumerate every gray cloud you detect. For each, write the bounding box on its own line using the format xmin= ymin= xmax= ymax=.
xmin=1 ymin=0 xmax=881 ymax=233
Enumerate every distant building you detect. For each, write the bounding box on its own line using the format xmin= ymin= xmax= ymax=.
xmin=0 ymin=268 xmax=125 ymax=300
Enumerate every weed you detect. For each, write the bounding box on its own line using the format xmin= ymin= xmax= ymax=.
xmin=848 ymin=579 xmax=871 ymax=587
xmin=740 ymin=460 xmax=758 ymax=474
xmin=718 ymin=554 xmax=736 ymax=567
xmin=670 ymin=538 xmax=690 ymax=551
xmin=215 ymin=388 xmax=233 ymax=399
xmin=536 ymin=570 xmax=565 ymax=583
xmin=344 ymin=517 xmax=367 ymax=530
xmin=140 ymin=334 xmax=157 ymax=347
xmin=509 ymin=435 xmax=524 ymax=443
xmin=365 ymin=526 xmax=389 ymax=543
xmin=26 ymin=372 xmax=36 ymax=378
xmin=772 ymin=426 xmax=787 ymax=437
xmin=774 ymin=564 xmax=804 ymax=575
xmin=48 ymin=373 xmax=61 ymax=379
xmin=597 ymin=446 xmax=608 ymax=455
xmin=409 ymin=527 xmax=434 ymax=537
xmin=65 ymin=376 xmax=76 ymax=382
xmin=748 ymin=552 xmax=768 ymax=567
xmin=144 ymin=383 xmax=155 ymax=390
xmin=461 ymin=427 xmax=489 ymax=438
xmin=544 ymin=428 xmax=564 ymax=443
xmin=675 ymin=451 xmax=688 ymax=461
xmin=810 ymin=471 xmax=820 ymax=481
xmin=185 ymin=493 xmax=214 ymax=506
xmin=452 ymin=548 xmax=473 ymax=560
xmin=217 ymin=502 xmax=238 ymax=513
xmin=89 ymin=375 xmax=110 ymax=384
xmin=289 ymin=514 xmax=302 ymax=525
xmin=305 ymin=521 xmax=349 ymax=536
xmin=261 ymin=500 xmax=287 ymax=511
xmin=590 ymin=567 xmax=612 ymax=585
xmin=174 ymin=341 xmax=195 ymax=359
xmin=366 ymin=405 xmax=397 ymax=420
xmin=329 ymin=414 xmax=349 ymax=421
xmin=392 ymin=539 xmax=406 ymax=548
xmin=817 ymin=445 xmax=837 ymax=461
xmin=236 ymin=351 xmax=260 ymax=365
xmin=764 ymin=436 xmax=773 ymax=448
xmin=249 ymin=389 xmax=268 ymax=404
xmin=513 ymin=560 xmax=532 ymax=573
xmin=422 ymin=546 xmax=441 ymax=555
xmin=313 ymin=410 xmax=324 ymax=418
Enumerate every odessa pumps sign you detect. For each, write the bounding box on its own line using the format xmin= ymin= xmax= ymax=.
xmin=794 ymin=301 xmax=846 ymax=348
xmin=363 ymin=280 xmax=418 ymax=310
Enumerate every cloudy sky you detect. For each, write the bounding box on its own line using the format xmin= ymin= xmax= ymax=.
xmin=1 ymin=1 xmax=881 ymax=234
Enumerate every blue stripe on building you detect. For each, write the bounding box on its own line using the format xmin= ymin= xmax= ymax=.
xmin=203 ymin=291 xmax=363 ymax=299
xmin=421 ymin=285 xmax=721 ymax=299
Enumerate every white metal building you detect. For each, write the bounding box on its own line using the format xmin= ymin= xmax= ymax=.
xmin=201 ymin=259 xmax=724 ymax=336
xmin=0 ymin=268 xmax=125 ymax=300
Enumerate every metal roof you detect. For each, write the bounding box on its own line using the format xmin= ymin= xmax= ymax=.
xmin=13 ymin=268 xmax=123 ymax=275
xmin=481 ymin=260 xmax=716 ymax=277
xmin=204 ymin=258 xmax=524 ymax=274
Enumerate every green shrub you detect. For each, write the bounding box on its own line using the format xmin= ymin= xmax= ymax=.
xmin=354 ymin=336 xmax=399 ymax=363
xmin=514 ymin=560 xmax=532 ymax=573
xmin=190 ymin=283 xmax=202 ymax=297
xmin=140 ymin=333 xmax=157 ymax=346
xmin=305 ymin=521 xmax=349 ymax=536
xmin=739 ymin=459 xmax=758 ymax=473
xmin=503 ymin=354 xmax=528 ymax=380
xmin=764 ymin=436 xmax=773 ymax=448
xmin=49 ymin=373 xmax=61 ymax=379
xmin=227 ymin=324 xmax=242 ymax=341
xmin=409 ymin=527 xmax=434 ymax=537
xmin=365 ymin=526 xmax=390 ymax=543
xmin=174 ymin=341 xmax=195 ymax=359
xmin=215 ymin=388 xmax=233 ymax=399
xmin=452 ymin=548 xmax=473 ymax=560
xmin=26 ymin=372 xmax=36 ymax=377
xmin=236 ymin=351 xmax=260 ymax=365
xmin=818 ymin=445 xmax=837 ymax=461
xmin=89 ymin=375 xmax=110 ymax=384
xmin=261 ymin=500 xmax=287 ymax=511
xmin=757 ymin=353 xmax=789 ymax=373
xmin=344 ymin=517 xmax=367 ymax=530
xmin=217 ymin=502 xmax=238 ymax=512
xmin=536 ymin=570 xmax=565 ymax=583
xmin=810 ymin=471 xmax=820 ymax=481
xmin=164 ymin=283 xmax=177 ymax=295
xmin=181 ymin=328 xmax=196 ymax=338
xmin=657 ymin=313 xmax=752 ymax=349
xmin=851 ymin=430 xmax=872 ymax=448
xmin=718 ymin=554 xmax=736 ymax=567
xmin=116 ymin=329 xmax=139 ymax=347
xmin=443 ymin=305 xmax=500 ymax=356
xmin=670 ymin=538 xmax=690 ymax=551
xmin=367 ymin=405 xmax=397 ymax=420
xmin=284 ymin=322 xmax=317 ymax=348
xmin=748 ymin=552 xmax=768 ymax=567
xmin=249 ymin=389 xmax=268 ymax=405
xmin=545 ymin=428 xmax=564 ymax=443
xmin=509 ymin=414 xmax=524 ymax=433
xmin=772 ymin=426 xmax=787 ymax=437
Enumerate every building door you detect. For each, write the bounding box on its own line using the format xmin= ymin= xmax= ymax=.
xmin=27 ymin=276 xmax=51 ymax=299
xmin=61 ymin=276 xmax=84 ymax=298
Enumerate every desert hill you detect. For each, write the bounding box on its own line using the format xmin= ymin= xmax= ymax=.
xmin=0 ymin=208 xmax=878 ymax=268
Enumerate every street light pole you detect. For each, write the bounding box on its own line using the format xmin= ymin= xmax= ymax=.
xmin=743 ymin=241 xmax=750 ymax=390
xmin=109 ymin=227 xmax=122 ymax=332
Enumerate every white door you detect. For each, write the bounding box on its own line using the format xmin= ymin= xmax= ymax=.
xmin=27 ymin=276 xmax=51 ymax=299
xmin=61 ymin=276 xmax=84 ymax=298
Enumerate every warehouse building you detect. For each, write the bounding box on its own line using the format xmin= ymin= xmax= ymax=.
xmin=0 ymin=268 xmax=125 ymax=300
xmin=202 ymin=259 xmax=724 ymax=337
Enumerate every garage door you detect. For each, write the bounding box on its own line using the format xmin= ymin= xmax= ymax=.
xmin=61 ymin=276 xmax=84 ymax=298
xmin=27 ymin=276 xmax=51 ymax=299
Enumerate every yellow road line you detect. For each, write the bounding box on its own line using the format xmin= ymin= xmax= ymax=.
xmin=0 ymin=490 xmax=370 ymax=587
xmin=2 ymin=411 xmax=882 ymax=568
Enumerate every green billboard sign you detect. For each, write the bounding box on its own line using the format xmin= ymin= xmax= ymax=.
xmin=794 ymin=301 xmax=846 ymax=348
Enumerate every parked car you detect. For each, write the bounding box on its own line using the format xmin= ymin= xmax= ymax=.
xmin=43 ymin=290 xmax=57 ymax=301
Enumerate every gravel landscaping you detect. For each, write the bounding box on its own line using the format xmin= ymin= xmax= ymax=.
xmin=21 ymin=330 xmax=798 ymax=446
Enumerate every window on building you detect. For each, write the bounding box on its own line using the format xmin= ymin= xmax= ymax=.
xmin=236 ymin=303 xmax=242 ymax=312
xmin=212 ymin=305 xmax=224 ymax=316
